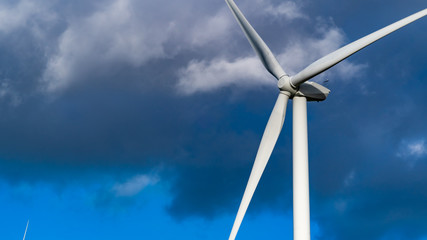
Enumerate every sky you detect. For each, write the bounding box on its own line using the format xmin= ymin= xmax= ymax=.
xmin=0 ymin=0 xmax=427 ymax=239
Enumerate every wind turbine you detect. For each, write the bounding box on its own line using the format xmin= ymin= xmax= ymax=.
xmin=225 ymin=1 xmax=427 ymax=239
xmin=23 ymin=220 xmax=29 ymax=240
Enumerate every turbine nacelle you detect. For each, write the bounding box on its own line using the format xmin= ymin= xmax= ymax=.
xmin=278 ymin=76 xmax=330 ymax=102
xmin=295 ymin=81 xmax=330 ymax=102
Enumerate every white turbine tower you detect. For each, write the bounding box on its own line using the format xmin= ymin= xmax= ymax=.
xmin=225 ymin=1 xmax=427 ymax=239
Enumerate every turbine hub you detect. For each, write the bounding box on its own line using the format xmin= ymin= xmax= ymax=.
xmin=278 ymin=76 xmax=331 ymax=101
xmin=277 ymin=75 xmax=297 ymax=94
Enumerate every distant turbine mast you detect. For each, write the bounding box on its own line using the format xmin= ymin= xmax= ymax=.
xmin=23 ymin=220 xmax=29 ymax=240
xmin=225 ymin=0 xmax=427 ymax=239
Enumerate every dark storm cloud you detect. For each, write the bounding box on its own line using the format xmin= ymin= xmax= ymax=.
xmin=1 ymin=0 xmax=427 ymax=239
xmin=307 ymin=64 xmax=427 ymax=240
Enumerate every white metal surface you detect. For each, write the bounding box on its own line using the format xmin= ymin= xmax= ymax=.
xmin=23 ymin=220 xmax=29 ymax=240
xmin=225 ymin=0 xmax=427 ymax=239
xmin=293 ymin=97 xmax=310 ymax=240
xmin=297 ymin=81 xmax=331 ymax=102
xmin=229 ymin=92 xmax=289 ymax=240
xmin=225 ymin=0 xmax=287 ymax=80
xmin=291 ymin=8 xmax=427 ymax=87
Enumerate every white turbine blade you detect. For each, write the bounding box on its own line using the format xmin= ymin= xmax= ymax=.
xmin=225 ymin=0 xmax=287 ymax=80
xmin=23 ymin=220 xmax=29 ymax=240
xmin=229 ymin=92 xmax=289 ymax=240
xmin=291 ymin=8 xmax=427 ymax=87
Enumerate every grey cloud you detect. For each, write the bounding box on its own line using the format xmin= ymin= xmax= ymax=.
xmin=0 ymin=78 xmax=21 ymax=106
xmin=39 ymin=0 xmax=239 ymax=93
xmin=177 ymin=2 xmax=367 ymax=95
xmin=42 ymin=0 xmax=179 ymax=91
xmin=0 ymin=0 xmax=57 ymax=34
xmin=263 ymin=0 xmax=307 ymax=20
xmin=176 ymin=56 xmax=272 ymax=95
xmin=1 ymin=0 xmax=427 ymax=239
xmin=112 ymin=174 xmax=159 ymax=197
